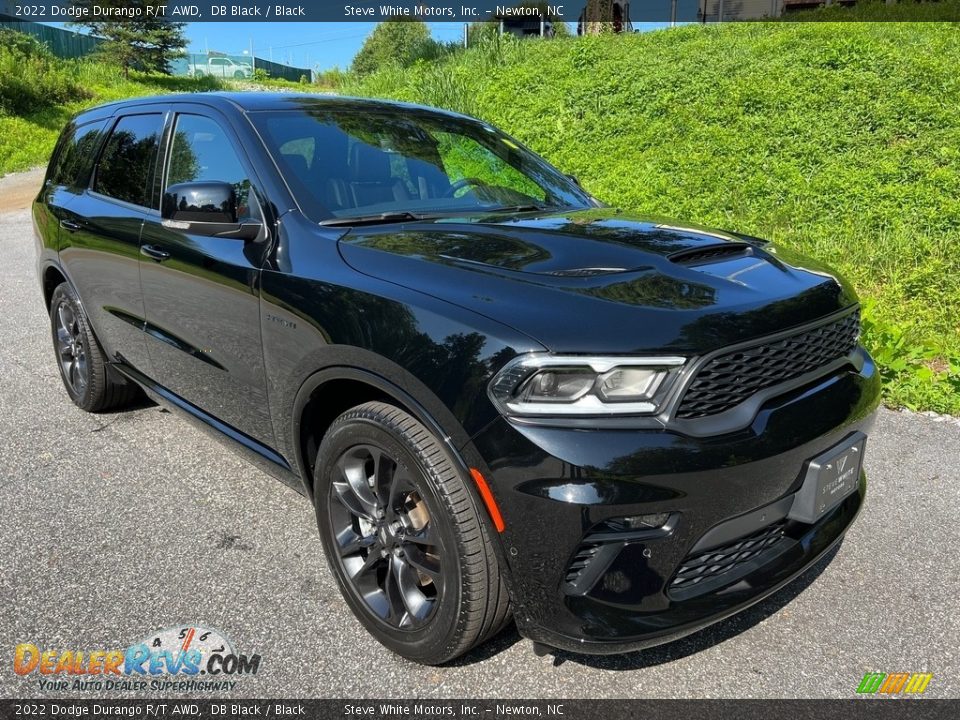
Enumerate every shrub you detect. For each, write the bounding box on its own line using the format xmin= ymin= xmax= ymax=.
xmin=0 ymin=29 xmax=91 ymax=116
xmin=352 ymin=20 xmax=453 ymax=75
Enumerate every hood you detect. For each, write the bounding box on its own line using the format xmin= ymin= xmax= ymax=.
xmin=337 ymin=208 xmax=858 ymax=355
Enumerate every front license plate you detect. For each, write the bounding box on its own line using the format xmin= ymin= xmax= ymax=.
xmin=788 ymin=432 xmax=866 ymax=524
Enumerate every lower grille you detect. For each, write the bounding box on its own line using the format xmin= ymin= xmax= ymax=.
xmin=676 ymin=310 xmax=861 ymax=419
xmin=669 ymin=521 xmax=787 ymax=600
xmin=564 ymin=543 xmax=601 ymax=585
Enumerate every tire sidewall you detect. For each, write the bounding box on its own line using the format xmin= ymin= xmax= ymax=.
xmin=314 ymin=415 xmax=465 ymax=664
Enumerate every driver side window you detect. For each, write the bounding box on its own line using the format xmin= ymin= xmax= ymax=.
xmin=434 ymin=132 xmax=545 ymax=202
xmin=166 ymin=113 xmax=262 ymax=222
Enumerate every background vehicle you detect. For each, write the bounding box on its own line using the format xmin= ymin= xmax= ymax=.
xmin=33 ymin=94 xmax=880 ymax=664
xmin=187 ymin=57 xmax=253 ymax=78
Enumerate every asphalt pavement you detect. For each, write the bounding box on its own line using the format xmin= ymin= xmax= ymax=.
xmin=1 ymin=191 xmax=958 ymax=699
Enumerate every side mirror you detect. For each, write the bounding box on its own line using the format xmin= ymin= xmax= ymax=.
xmin=162 ymin=181 xmax=262 ymax=241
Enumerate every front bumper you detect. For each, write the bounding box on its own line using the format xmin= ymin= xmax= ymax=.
xmin=468 ymin=350 xmax=881 ymax=654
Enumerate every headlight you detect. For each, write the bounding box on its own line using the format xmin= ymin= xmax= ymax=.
xmin=488 ymin=355 xmax=686 ymax=417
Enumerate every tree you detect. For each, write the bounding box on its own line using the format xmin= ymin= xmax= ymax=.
xmin=351 ymin=19 xmax=437 ymax=75
xmin=70 ymin=1 xmax=186 ymax=78
xmin=468 ymin=2 xmax=571 ymax=45
xmin=580 ymin=0 xmax=620 ymax=35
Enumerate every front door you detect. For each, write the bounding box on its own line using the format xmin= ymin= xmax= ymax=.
xmin=139 ymin=109 xmax=274 ymax=446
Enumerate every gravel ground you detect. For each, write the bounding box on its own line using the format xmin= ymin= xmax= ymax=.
xmin=1 ymin=197 xmax=958 ymax=700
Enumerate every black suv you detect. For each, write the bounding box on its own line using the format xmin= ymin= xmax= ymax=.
xmin=34 ymin=93 xmax=880 ymax=664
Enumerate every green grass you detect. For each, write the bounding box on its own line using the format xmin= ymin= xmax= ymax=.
xmin=342 ymin=22 xmax=960 ymax=414
xmin=0 ymin=51 xmax=225 ymax=176
xmin=785 ymin=0 xmax=960 ymax=20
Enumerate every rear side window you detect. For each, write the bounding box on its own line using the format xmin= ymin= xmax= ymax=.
xmin=95 ymin=113 xmax=164 ymax=208
xmin=48 ymin=119 xmax=107 ymax=189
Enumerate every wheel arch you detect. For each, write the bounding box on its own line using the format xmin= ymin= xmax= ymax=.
xmin=292 ymin=365 xmax=474 ymax=502
xmin=42 ymin=263 xmax=69 ymax=309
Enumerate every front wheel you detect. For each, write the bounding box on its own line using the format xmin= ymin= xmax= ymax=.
xmin=314 ymin=402 xmax=510 ymax=664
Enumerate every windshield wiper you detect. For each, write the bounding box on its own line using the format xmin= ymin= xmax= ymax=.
xmin=320 ymin=211 xmax=428 ymax=227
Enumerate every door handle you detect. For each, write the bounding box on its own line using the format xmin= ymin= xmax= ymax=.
xmin=141 ymin=244 xmax=171 ymax=262
xmin=59 ymin=219 xmax=83 ymax=232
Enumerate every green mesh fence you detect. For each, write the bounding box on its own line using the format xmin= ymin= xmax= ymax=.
xmin=172 ymin=53 xmax=313 ymax=83
xmin=0 ymin=16 xmax=313 ymax=82
xmin=0 ymin=14 xmax=102 ymax=58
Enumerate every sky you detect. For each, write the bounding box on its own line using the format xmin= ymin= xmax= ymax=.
xmin=184 ymin=22 xmax=516 ymax=71
xmin=184 ymin=21 xmax=676 ymax=71
xmin=45 ymin=21 xmax=675 ymax=73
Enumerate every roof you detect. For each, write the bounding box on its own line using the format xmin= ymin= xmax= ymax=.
xmin=72 ymin=92 xmax=472 ymax=123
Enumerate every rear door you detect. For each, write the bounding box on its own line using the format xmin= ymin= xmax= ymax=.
xmin=34 ymin=117 xmax=110 ymax=272
xmin=58 ymin=110 xmax=167 ymax=374
xmin=138 ymin=107 xmax=274 ymax=446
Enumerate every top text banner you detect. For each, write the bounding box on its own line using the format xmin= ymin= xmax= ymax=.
xmin=1 ymin=1 xmax=709 ymax=23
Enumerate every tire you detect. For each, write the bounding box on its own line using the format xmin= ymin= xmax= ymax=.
xmin=193 ymin=69 xmax=204 ymax=78
xmin=314 ymin=401 xmax=511 ymax=664
xmin=234 ymin=70 xmax=244 ymax=79
xmin=49 ymin=282 xmax=140 ymax=413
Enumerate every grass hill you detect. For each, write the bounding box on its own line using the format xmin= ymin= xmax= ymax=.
xmin=1 ymin=16 xmax=958 ymax=413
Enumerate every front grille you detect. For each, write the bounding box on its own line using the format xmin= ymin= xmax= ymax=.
xmin=669 ymin=521 xmax=787 ymax=599
xmin=675 ymin=310 xmax=860 ymax=419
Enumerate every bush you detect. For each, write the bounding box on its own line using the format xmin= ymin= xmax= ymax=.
xmin=253 ymin=68 xmax=270 ymax=82
xmin=352 ymin=20 xmax=453 ymax=75
xmin=0 ymin=29 xmax=91 ymax=116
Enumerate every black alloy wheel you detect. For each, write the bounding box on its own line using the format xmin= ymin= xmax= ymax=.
xmin=54 ymin=297 xmax=89 ymax=399
xmin=328 ymin=443 xmax=442 ymax=629
xmin=49 ymin=282 xmax=139 ymax=412
xmin=315 ymin=402 xmax=511 ymax=664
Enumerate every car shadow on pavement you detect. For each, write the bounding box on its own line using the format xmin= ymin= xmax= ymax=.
xmin=448 ymin=542 xmax=843 ymax=669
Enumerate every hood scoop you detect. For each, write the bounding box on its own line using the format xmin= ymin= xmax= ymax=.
xmin=669 ymin=243 xmax=752 ymax=266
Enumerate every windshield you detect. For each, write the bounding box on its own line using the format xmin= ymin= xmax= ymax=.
xmin=250 ymin=107 xmax=595 ymax=223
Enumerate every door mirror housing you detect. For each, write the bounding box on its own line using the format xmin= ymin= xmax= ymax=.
xmin=162 ymin=181 xmax=262 ymax=241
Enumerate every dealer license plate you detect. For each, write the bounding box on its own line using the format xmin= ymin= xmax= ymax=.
xmin=788 ymin=432 xmax=866 ymax=524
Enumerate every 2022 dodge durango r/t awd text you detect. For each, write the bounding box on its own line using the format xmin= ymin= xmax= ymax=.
xmin=34 ymin=93 xmax=880 ymax=664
